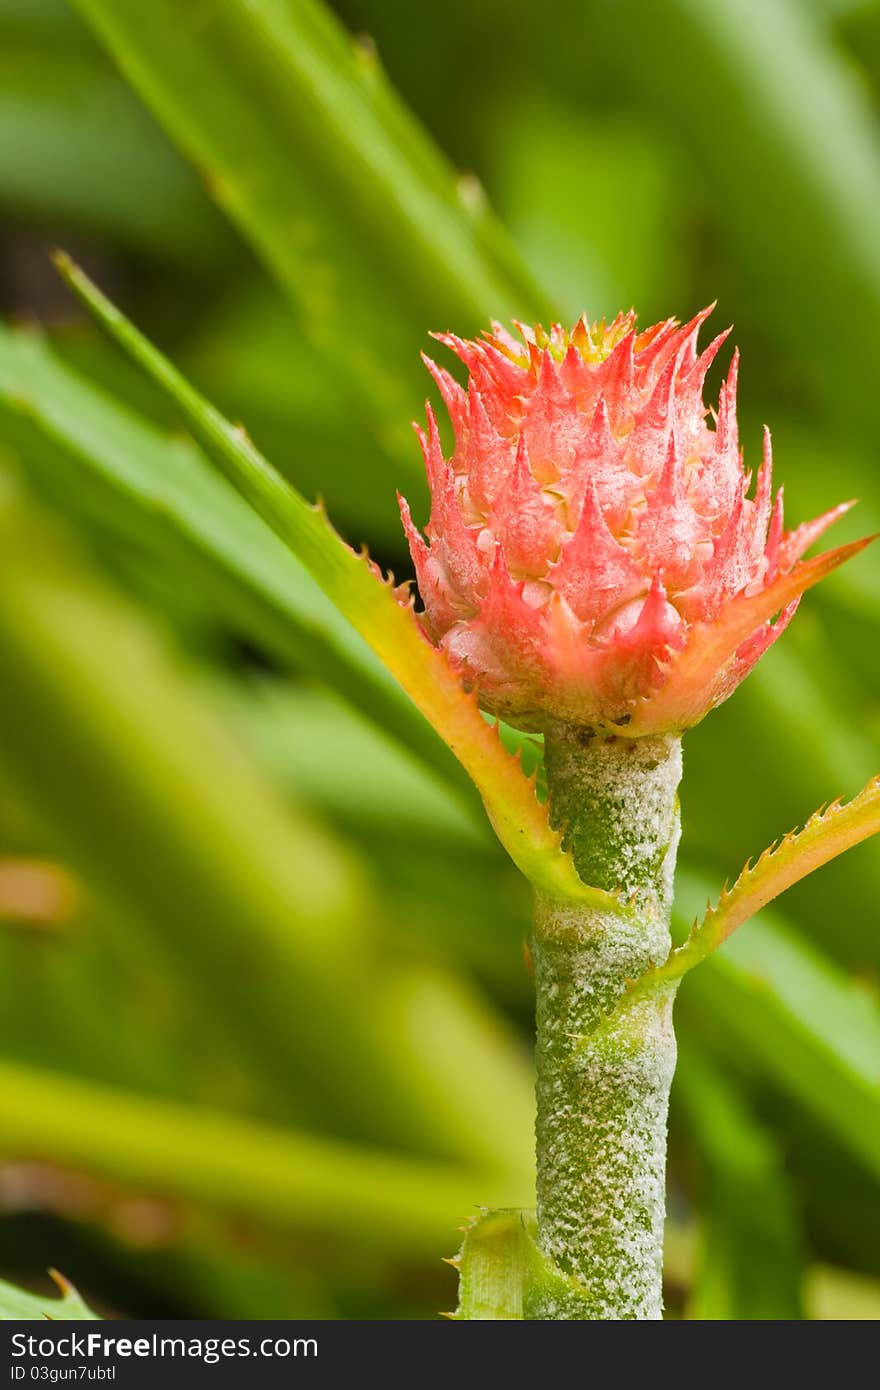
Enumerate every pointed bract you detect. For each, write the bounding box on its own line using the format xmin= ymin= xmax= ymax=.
xmin=400 ymin=310 xmax=872 ymax=734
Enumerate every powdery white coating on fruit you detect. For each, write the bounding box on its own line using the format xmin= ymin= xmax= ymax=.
xmin=531 ymin=732 xmax=682 ymax=1319
xmin=401 ymin=313 xmax=855 ymax=735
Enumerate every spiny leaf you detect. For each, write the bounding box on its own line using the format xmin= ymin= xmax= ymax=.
xmin=0 ymin=1270 xmax=99 ymax=1321
xmin=454 ymin=1209 xmax=529 ymax=1320
xmin=54 ymin=254 xmax=620 ymax=911
xmin=453 ymin=1208 xmax=594 ymax=1319
xmin=0 ymin=319 xmax=469 ymax=800
xmin=663 ymin=772 xmax=880 ymax=980
xmin=622 ymin=771 xmax=880 ymax=1006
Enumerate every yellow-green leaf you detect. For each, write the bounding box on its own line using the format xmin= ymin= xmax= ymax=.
xmin=54 ymin=254 xmax=619 ymax=911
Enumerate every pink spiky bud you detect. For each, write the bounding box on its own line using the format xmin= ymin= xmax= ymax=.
xmin=400 ymin=311 xmax=872 ymax=735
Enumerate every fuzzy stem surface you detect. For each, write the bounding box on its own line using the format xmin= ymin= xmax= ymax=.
xmin=531 ymin=728 xmax=682 ymax=1319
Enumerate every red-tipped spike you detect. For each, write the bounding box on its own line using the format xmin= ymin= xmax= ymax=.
xmin=492 ymin=434 xmax=559 ymax=578
xmin=779 ymin=499 xmax=856 ymax=569
xmin=752 ymin=428 xmax=774 ymax=539
xmin=588 ymin=395 xmax=616 ymax=454
xmin=412 ymin=400 xmax=447 ymax=500
xmin=633 ymin=571 xmax=670 ymax=638
xmin=700 ymin=481 xmax=746 ymax=613
xmin=550 ymin=479 xmax=643 ymax=624
xmin=597 ymin=328 xmax=636 ymax=400
xmin=654 ymin=428 xmax=685 ymax=507
xmin=640 ymin=350 xmax=679 ymax=431
xmin=764 ymin=487 xmax=785 ymax=583
xmin=422 ymin=353 xmax=467 ymax=442
xmin=716 ymin=348 xmax=740 ymax=454
xmin=398 ymin=492 xmax=428 ymax=569
xmin=536 ymin=344 xmax=564 ymax=400
xmin=680 ymin=326 xmax=732 ymax=420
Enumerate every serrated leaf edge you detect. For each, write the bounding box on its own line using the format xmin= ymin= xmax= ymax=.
xmin=54 ymin=253 xmax=625 ymax=913
xmin=593 ymin=771 xmax=880 ymax=1029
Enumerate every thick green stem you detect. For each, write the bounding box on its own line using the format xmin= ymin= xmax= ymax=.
xmin=531 ymin=728 xmax=682 ymax=1319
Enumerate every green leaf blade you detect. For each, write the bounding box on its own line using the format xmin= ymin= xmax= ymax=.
xmin=0 ymin=486 xmax=535 ymax=1175
xmin=0 ymin=1057 xmax=506 ymax=1260
xmin=0 ymin=319 xmax=469 ymax=801
xmin=659 ymin=771 xmax=880 ymax=988
xmin=54 ymin=254 xmax=616 ymax=910
xmin=67 ymin=0 xmax=549 ymax=468
xmin=676 ymin=1055 xmax=805 ymax=1320
xmin=0 ymin=1271 xmax=99 ymax=1322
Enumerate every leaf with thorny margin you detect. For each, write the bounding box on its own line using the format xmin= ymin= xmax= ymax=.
xmin=616 ymin=771 xmax=880 ymax=1013
xmin=445 ymin=1209 xmax=531 ymax=1320
xmin=0 ymin=1270 xmax=100 ymax=1321
xmin=447 ymin=1208 xmax=592 ymax=1320
xmin=53 ymin=254 xmax=618 ymax=911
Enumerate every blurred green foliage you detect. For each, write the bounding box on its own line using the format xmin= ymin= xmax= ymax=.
xmin=0 ymin=0 xmax=878 ymax=1319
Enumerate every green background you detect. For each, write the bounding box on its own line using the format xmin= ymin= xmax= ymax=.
xmin=0 ymin=0 xmax=878 ymax=1319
